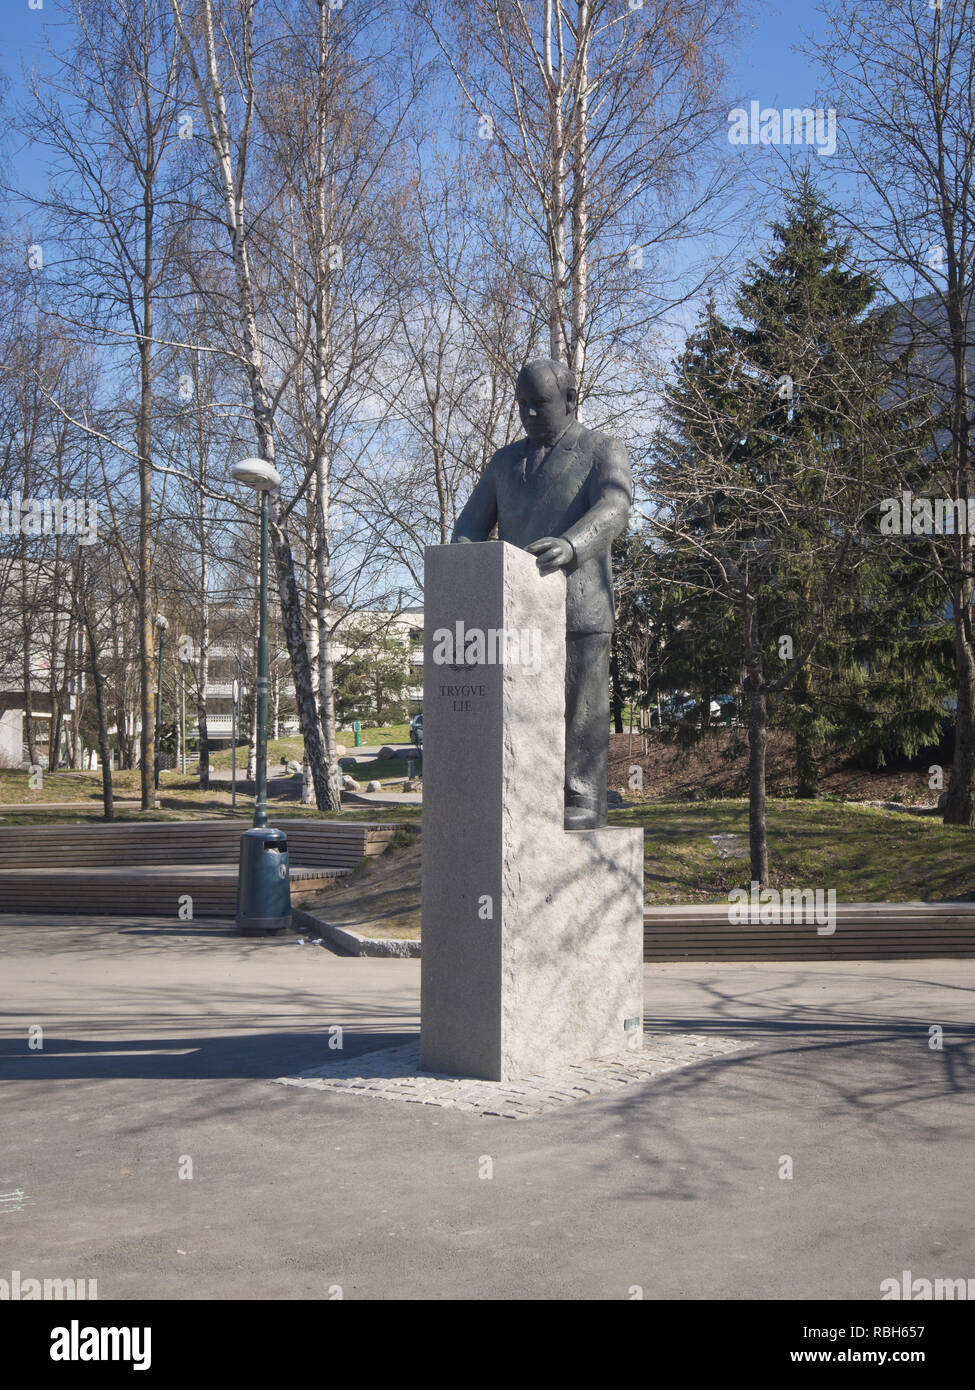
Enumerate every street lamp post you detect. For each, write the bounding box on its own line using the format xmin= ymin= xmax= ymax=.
xmin=231 ymin=676 xmax=239 ymax=811
xmin=229 ymin=458 xmax=291 ymax=935
xmin=231 ymin=459 xmax=278 ymax=828
xmin=154 ymin=613 xmax=168 ymax=791
xmin=179 ymin=656 xmax=186 ymax=775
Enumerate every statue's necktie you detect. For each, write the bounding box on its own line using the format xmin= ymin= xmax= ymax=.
xmin=526 ymin=444 xmax=546 ymax=479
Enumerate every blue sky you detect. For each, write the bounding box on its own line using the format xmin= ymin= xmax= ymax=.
xmin=0 ymin=0 xmax=859 ymax=378
xmin=2 ymin=0 xmax=840 ymax=203
xmin=0 ymin=1 xmax=879 ymax=596
xmin=2 ymin=2 xmax=829 ymax=94
xmin=2 ymin=3 xmax=61 ymax=201
xmin=737 ymin=3 xmax=829 ymax=109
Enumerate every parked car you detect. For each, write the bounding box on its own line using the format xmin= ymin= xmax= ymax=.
xmin=714 ymin=694 xmax=739 ymax=725
xmin=647 ymin=694 xmax=689 ymax=727
xmin=649 ymin=694 xmax=724 ymax=727
xmin=410 ymin=713 xmax=423 ymax=749
xmin=685 ymin=698 xmax=722 ymax=722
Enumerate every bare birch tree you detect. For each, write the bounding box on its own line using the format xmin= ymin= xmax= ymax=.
xmin=169 ymin=0 xmax=340 ymax=807
xmin=807 ymin=0 xmax=975 ymax=825
xmin=417 ymin=0 xmax=740 ymax=420
xmin=16 ymin=0 xmax=187 ymax=807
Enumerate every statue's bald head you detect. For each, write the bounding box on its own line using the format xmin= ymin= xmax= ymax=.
xmin=515 ymin=358 xmax=576 ymax=444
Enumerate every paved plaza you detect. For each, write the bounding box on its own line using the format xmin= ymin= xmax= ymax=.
xmin=2 ymin=914 xmax=973 ymax=1300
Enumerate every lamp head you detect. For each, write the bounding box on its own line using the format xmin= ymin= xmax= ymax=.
xmin=231 ymin=457 xmax=281 ymax=491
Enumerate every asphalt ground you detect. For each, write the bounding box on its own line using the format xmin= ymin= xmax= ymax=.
xmin=1 ymin=913 xmax=973 ymax=1301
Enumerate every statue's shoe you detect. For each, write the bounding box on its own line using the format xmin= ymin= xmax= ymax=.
xmin=563 ymin=804 xmax=599 ymax=831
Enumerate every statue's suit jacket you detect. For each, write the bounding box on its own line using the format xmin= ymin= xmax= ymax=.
xmin=452 ymin=419 xmax=631 ymax=634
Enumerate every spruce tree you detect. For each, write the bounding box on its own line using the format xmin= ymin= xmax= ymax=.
xmin=649 ymin=174 xmax=937 ymax=881
xmin=732 ymin=172 xmax=945 ymax=793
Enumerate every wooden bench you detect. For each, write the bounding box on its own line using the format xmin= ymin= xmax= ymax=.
xmin=643 ymin=902 xmax=975 ymax=961
xmin=0 ymin=819 xmax=399 ymax=917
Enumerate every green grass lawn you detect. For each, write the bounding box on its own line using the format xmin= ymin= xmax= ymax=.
xmin=0 ymin=767 xmax=422 ymax=826
xmin=209 ymin=737 xmax=301 ymax=771
xmin=616 ymin=798 xmax=975 ymax=904
xmin=3 ymin=769 xmax=972 ymax=904
xmin=338 ymin=724 xmax=411 ymax=746
xmin=298 ymin=798 xmax=975 ymax=934
xmin=208 ymin=743 xmax=417 ymax=782
xmin=208 ymin=729 xmax=415 ymax=771
xmin=0 ymin=760 xmax=425 ymax=825
xmin=0 ymin=768 xmax=144 ymax=804
xmin=209 ymin=735 xmax=418 ymax=784
xmin=341 ymin=755 xmax=418 ymax=783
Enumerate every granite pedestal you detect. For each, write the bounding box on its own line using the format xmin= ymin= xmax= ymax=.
xmin=420 ymin=541 xmax=644 ymax=1082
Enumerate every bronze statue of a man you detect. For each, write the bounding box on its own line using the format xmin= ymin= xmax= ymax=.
xmin=451 ymin=358 xmax=632 ymax=829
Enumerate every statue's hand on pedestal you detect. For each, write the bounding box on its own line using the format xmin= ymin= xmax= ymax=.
xmin=526 ymin=536 xmax=573 ymax=575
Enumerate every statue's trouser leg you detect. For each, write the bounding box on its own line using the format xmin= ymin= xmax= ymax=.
xmin=565 ymin=631 xmax=611 ymax=827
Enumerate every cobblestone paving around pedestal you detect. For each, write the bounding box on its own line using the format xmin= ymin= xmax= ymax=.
xmin=274 ymin=1033 xmax=752 ymax=1118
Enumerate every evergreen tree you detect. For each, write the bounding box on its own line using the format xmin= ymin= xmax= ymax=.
xmin=648 ymin=175 xmax=936 ymax=881
xmin=334 ymin=619 xmax=414 ymax=727
xmin=731 ymin=172 xmax=945 ymax=794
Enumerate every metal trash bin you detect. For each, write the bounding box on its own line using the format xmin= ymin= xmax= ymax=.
xmin=236 ymin=826 xmax=292 ymax=935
